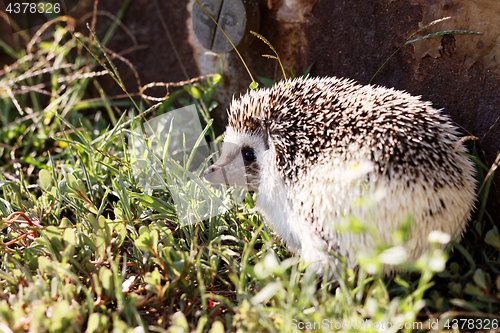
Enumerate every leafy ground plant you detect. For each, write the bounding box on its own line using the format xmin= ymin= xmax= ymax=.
xmin=0 ymin=5 xmax=499 ymax=333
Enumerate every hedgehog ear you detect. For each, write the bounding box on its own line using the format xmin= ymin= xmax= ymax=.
xmin=258 ymin=119 xmax=270 ymax=150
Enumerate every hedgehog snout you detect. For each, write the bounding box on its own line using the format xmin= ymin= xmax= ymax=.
xmin=203 ymin=144 xmax=249 ymax=186
xmin=203 ymin=164 xmax=225 ymax=184
xmin=203 ymin=161 xmax=247 ymax=186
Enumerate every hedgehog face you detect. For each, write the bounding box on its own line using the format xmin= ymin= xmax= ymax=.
xmin=203 ymin=128 xmax=267 ymax=192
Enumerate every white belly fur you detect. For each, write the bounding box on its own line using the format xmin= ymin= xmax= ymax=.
xmin=255 ymin=147 xmax=476 ymax=277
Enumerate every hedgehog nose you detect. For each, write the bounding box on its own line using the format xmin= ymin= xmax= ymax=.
xmin=203 ymin=164 xmax=221 ymax=182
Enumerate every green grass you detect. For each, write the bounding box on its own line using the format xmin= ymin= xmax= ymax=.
xmin=0 ymin=7 xmax=500 ymax=333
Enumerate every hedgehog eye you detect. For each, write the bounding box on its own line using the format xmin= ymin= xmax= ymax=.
xmin=242 ymin=148 xmax=256 ymax=164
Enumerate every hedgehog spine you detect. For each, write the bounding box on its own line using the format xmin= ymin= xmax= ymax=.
xmin=204 ymin=76 xmax=476 ymax=277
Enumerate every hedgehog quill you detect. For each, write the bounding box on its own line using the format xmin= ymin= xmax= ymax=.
xmin=204 ymin=76 xmax=476 ymax=278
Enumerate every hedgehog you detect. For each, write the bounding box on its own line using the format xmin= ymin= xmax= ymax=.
xmin=203 ymin=76 xmax=476 ymax=278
